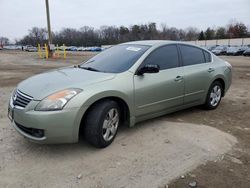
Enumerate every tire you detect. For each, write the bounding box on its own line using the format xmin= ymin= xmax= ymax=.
xmin=204 ymin=81 xmax=223 ymax=110
xmin=84 ymin=100 xmax=120 ymax=148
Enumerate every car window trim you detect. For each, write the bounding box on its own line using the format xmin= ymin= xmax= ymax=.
xmin=202 ymin=50 xmax=212 ymax=63
xmin=135 ymin=44 xmax=181 ymax=75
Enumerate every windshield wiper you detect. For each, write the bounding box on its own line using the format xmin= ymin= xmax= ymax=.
xmin=79 ymin=66 xmax=100 ymax=72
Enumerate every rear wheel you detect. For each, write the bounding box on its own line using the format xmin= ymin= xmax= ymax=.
xmin=84 ymin=100 xmax=120 ymax=148
xmin=204 ymin=81 xmax=223 ymax=110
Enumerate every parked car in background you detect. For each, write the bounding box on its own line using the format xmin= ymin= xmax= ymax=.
xmin=226 ymin=47 xmax=240 ymax=56
xmin=226 ymin=46 xmax=248 ymax=56
xmin=58 ymin=46 xmax=65 ymax=51
xmin=77 ymin=46 xmax=103 ymax=52
xmin=207 ymin=45 xmax=219 ymax=51
xmin=59 ymin=46 xmax=73 ymax=51
xmin=243 ymin=48 xmax=250 ymax=56
xmin=84 ymin=47 xmax=92 ymax=51
xmin=25 ymin=45 xmax=37 ymax=52
xmin=77 ymin=47 xmax=85 ymax=51
xmin=90 ymin=46 xmax=102 ymax=52
xmin=8 ymin=40 xmax=232 ymax=148
xmin=66 ymin=46 xmax=78 ymax=51
xmin=15 ymin=45 xmax=22 ymax=50
xmin=212 ymin=46 xmax=227 ymax=55
xmin=239 ymin=46 xmax=249 ymax=55
xmin=3 ymin=45 xmax=17 ymax=50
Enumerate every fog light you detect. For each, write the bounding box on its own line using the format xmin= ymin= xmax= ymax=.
xmin=32 ymin=129 xmax=44 ymax=138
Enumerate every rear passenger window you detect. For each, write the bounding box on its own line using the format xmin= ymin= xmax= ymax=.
xmin=143 ymin=45 xmax=179 ymax=70
xmin=179 ymin=45 xmax=205 ymax=66
xmin=203 ymin=50 xmax=211 ymax=62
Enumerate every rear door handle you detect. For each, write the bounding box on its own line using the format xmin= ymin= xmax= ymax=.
xmin=208 ymin=68 xmax=215 ymax=73
xmin=174 ymin=76 xmax=183 ymax=82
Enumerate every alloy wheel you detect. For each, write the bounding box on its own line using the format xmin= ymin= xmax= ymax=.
xmin=102 ymin=108 xmax=119 ymax=141
xmin=210 ymin=85 xmax=222 ymax=107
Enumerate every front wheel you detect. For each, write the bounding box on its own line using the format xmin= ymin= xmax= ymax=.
xmin=84 ymin=100 xmax=120 ymax=148
xmin=204 ymin=81 xmax=223 ymax=110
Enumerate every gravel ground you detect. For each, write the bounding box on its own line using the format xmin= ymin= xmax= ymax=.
xmin=0 ymin=51 xmax=249 ymax=188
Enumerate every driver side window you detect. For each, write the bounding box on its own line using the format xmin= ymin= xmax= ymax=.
xmin=143 ymin=45 xmax=179 ymax=70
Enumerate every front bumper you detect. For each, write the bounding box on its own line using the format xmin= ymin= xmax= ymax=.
xmin=8 ymin=99 xmax=87 ymax=144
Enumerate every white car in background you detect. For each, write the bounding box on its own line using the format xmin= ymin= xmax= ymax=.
xmin=77 ymin=47 xmax=85 ymax=51
xmin=25 ymin=45 xmax=38 ymax=52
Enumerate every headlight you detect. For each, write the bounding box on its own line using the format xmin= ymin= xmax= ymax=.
xmin=35 ymin=88 xmax=82 ymax=111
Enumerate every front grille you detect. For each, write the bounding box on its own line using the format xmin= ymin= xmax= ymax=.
xmin=15 ymin=122 xmax=44 ymax=138
xmin=13 ymin=90 xmax=33 ymax=108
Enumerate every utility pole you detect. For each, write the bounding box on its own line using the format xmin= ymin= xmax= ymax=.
xmin=45 ymin=0 xmax=53 ymax=56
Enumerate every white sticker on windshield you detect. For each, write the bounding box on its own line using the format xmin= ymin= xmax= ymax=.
xmin=126 ymin=47 xmax=141 ymax=52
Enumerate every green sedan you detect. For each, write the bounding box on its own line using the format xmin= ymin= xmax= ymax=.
xmin=8 ymin=40 xmax=232 ymax=148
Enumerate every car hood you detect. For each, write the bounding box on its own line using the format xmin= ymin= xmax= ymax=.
xmin=17 ymin=67 xmax=115 ymax=100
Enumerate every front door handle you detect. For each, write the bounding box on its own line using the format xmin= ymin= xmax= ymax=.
xmin=174 ymin=76 xmax=183 ymax=82
xmin=208 ymin=68 xmax=215 ymax=73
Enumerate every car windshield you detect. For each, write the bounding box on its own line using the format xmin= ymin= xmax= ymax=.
xmin=79 ymin=44 xmax=150 ymax=73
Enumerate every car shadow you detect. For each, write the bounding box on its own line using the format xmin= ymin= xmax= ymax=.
xmin=19 ymin=106 xmax=204 ymax=157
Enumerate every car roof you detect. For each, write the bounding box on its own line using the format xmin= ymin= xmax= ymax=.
xmin=121 ymin=40 xmax=202 ymax=48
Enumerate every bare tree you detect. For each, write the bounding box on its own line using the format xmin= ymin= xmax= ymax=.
xmin=17 ymin=27 xmax=47 ymax=46
xmin=16 ymin=21 xmax=250 ymax=46
xmin=227 ymin=22 xmax=248 ymax=38
xmin=185 ymin=27 xmax=199 ymax=41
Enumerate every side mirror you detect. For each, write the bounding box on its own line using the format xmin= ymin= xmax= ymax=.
xmin=137 ymin=64 xmax=160 ymax=75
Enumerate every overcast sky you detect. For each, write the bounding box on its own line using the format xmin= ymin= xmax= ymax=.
xmin=1 ymin=0 xmax=249 ymax=41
